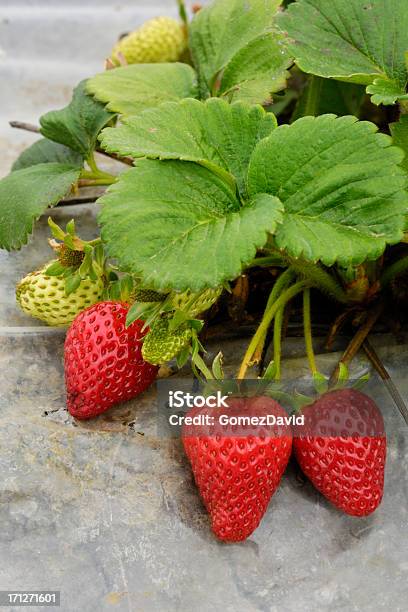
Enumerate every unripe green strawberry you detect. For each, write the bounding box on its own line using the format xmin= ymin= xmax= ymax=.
xmin=170 ymin=287 xmax=222 ymax=318
xmin=111 ymin=17 xmax=187 ymax=66
xmin=16 ymin=260 xmax=104 ymax=327
xmin=142 ymin=317 xmax=192 ymax=365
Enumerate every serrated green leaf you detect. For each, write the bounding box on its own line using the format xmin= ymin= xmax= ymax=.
xmin=277 ymin=0 xmax=408 ymax=106
xmin=247 ymin=114 xmax=407 ymax=267
xmin=12 ymin=138 xmax=83 ymax=171
xmin=40 ymin=80 xmax=114 ymax=156
xmin=99 ymin=98 xmax=276 ymax=196
xmin=87 ymin=63 xmax=198 ymax=116
xmin=190 ymin=0 xmax=289 ymax=101
xmin=0 ymin=163 xmax=80 ymax=250
xmin=98 ymin=160 xmax=283 ymax=292
xmin=367 ymin=77 xmax=408 ymax=106
xmin=390 ymin=115 xmax=408 ymax=172
xmin=218 ymin=32 xmax=292 ymax=104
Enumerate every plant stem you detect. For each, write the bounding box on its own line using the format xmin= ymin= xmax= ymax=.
xmin=303 ymin=76 xmax=323 ymax=117
xmin=238 ymin=279 xmax=309 ymax=379
xmin=329 ymin=301 xmax=384 ymax=385
xmin=85 ymin=153 xmax=117 ymax=181
xmin=246 ymin=254 xmax=286 ymax=269
xmin=252 ymin=268 xmax=295 ymax=364
xmin=380 ymin=254 xmax=408 ymax=288
xmin=363 ymin=339 xmax=408 ymax=426
xmin=272 ymin=305 xmax=285 ymax=380
xmin=9 ymin=120 xmax=134 ymax=166
xmin=9 ymin=120 xmax=40 ymax=133
xmin=303 ymin=288 xmax=317 ymax=376
xmin=78 ymin=178 xmax=117 ymax=187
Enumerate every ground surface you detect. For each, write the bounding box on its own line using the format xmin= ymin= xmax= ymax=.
xmin=0 ymin=2 xmax=407 ymax=611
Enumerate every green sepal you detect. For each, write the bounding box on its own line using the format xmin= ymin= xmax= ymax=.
xmin=48 ymin=217 xmax=66 ymax=241
xmin=176 ymin=346 xmax=191 ymax=369
xmin=66 ymin=219 xmax=76 ymax=236
xmin=352 ymin=373 xmax=371 ymax=390
xmin=313 ymin=372 xmax=329 ymax=395
xmin=212 ymin=352 xmax=224 ymax=380
xmin=45 ymin=261 xmax=66 ymax=276
xmin=65 ymin=273 xmax=82 ymax=296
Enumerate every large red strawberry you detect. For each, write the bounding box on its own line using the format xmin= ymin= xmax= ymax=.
xmin=64 ymin=301 xmax=158 ymax=419
xmin=182 ymin=396 xmax=292 ymax=542
xmin=293 ymin=389 xmax=386 ymax=517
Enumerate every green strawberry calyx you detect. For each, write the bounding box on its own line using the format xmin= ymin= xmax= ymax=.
xmin=45 ymin=217 xmax=107 ymax=296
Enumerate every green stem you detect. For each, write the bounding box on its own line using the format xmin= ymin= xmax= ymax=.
xmin=84 ymin=153 xmax=117 ymax=181
xmin=252 ymin=268 xmax=295 ymax=364
xmin=79 ymin=177 xmax=117 ymax=186
xmin=303 ymin=76 xmax=323 ymax=117
xmin=380 ymin=254 xmax=408 ymax=288
xmin=238 ymin=279 xmax=309 ymax=379
xmin=246 ymin=255 xmax=286 ymax=269
xmin=273 ymin=305 xmax=285 ymax=381
xmin=303 ymin=288 xmax=317 ymax=376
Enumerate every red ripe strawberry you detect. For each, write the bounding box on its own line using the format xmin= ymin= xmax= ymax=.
xmin=64 ymin=301 xmax=158 ymax=419
xmin=182 ymin=396 xmax=292 ymax=542
xmin=293 ymin=389 xmax=386 ymax=517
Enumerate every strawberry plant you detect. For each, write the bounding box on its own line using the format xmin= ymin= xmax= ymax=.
xmin=0 ymin=0 xmax=407 ymax=539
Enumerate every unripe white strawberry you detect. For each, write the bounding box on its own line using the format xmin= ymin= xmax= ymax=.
xmin=16 ymin=260 xmax=104 ymax=327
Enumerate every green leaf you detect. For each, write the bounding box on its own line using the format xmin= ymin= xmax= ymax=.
xmin=390 ymin=116 xmax=408 ymax=172
xmin=247 ymin=114 xmax=407 ymax=266
xmin=0 ymin=163 xmax=81 ymax=250
xmin=277 ymin=0 xmax=408 ymax=106
xmin=217 ymin=32 xmax=292 ymax=104
xmin=87 ymin=63 xmax=198 ymax=116
xmin=12 ymin=138 xmax=83 ymax=171
xmin=39 ymin=80 xmax=114 ymax=157
xmin=99 ymin=98 xmax=276 ymax=195
xmin=190 ymin=0 xmax=289 ymax=100
xmin=98 ymin=160 xmax=283 ymax=292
